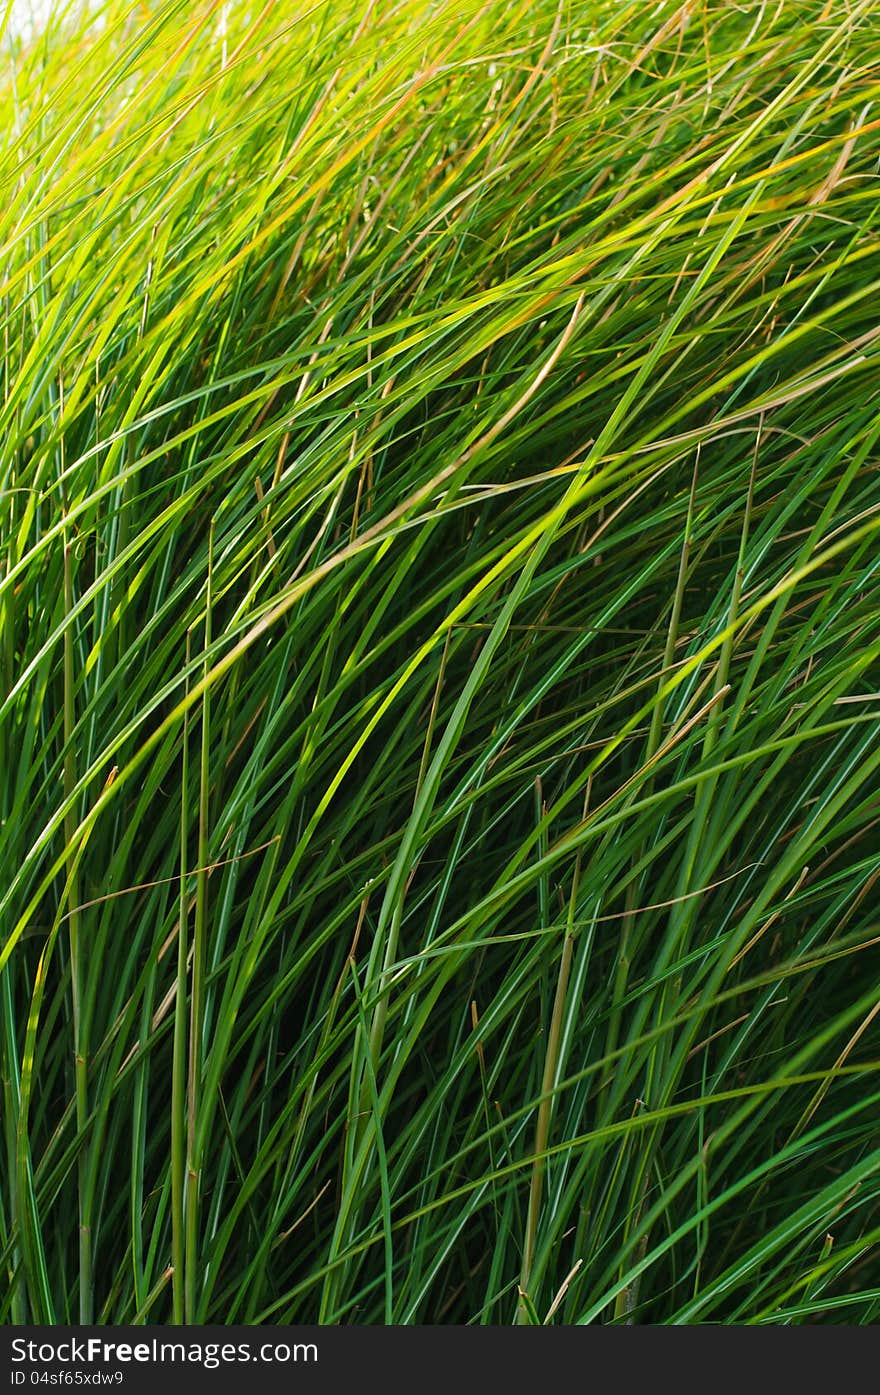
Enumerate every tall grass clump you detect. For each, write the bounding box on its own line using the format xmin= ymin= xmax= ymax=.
xmin=2 ymin=0 xmax=880 ymax=1325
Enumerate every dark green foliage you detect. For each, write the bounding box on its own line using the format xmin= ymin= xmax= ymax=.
xmin=2 ymin=0 xmax=880 ymax=1324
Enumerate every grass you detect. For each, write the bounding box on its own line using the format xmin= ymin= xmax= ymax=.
xmin=1 ymin=0 xmax=880 ymax=1325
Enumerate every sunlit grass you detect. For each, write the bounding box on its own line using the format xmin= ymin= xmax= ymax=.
xmin=2 ymin=0 xmax=880 ymax=1324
